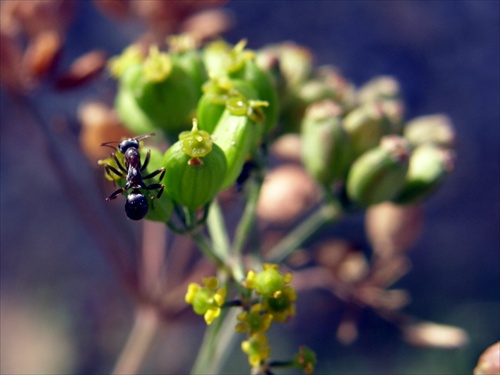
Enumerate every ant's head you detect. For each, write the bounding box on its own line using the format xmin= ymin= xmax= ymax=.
xmin=100 ymin=133 xmax=155 ymax=154
xmin=118 ymin=138 xmax=140 ymax=154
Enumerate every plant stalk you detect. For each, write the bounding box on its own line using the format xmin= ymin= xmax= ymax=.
xmin=266 ymin=201 xmax=343 ymax=263
xmin=112 ymin=305 xmax=160 ymax=375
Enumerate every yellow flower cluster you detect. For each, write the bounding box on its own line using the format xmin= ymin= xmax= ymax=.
xmin=241 ymin=332 xmax=270 ymax=367
xmin=236 ymin=264 xmax=299 ymax=368
xmin=184 ymin=265 xmax=315 ymax=373
xmin=235 ymin=303 xmax=273 ymax=334
xmin=294 ymin=346 xmax=317 ymax=374
xmin=185 ymin=277 xmax=226 ymax=325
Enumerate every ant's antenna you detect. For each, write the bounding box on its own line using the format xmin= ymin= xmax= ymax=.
xmin=100 ymin=133 xmax=156 ymax=150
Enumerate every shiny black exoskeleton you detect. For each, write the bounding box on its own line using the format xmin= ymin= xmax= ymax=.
xmin=101 ymin=133 xmax=165 ymax=221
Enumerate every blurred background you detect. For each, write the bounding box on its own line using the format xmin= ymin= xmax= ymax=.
xmin=1 ymin=1 xmax=498 ymax=374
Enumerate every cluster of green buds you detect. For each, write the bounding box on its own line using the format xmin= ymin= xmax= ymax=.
xmin=104 ymin=37 xmax=279 ymax=228
xmin=251 ymin=41 xmax=456 ymax=208
xmin=271 ymin=52 xmax=457 ymax=208
xmin=106 ymin=36 xmax=456 ymax=219
xmin=184 ymin=264 xmax=316 ymax=374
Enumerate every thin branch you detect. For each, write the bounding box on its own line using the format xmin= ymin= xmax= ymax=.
xmin=266 ymin=202 xmax=343 ymax=264
xmin=112 ymin=305 xmax=160 ymax=375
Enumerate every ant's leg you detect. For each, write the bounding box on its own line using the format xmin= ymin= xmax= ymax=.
xmin=140 ymin=149 xmax=151 ymax=172
xmin=145 ymin=183 xmax=164 ymax=199
xmin=106 ymin=186 xmax=126 ymax=201
xmin=143 ymin=167 xmax=165 ymax=183
xmin=112 ymin=153 xmax=127 ymax=173
xmin=105 ymin=182 xmax=131 ymax=201
xmin=145 ymin=185 xmax=164 ymax=210
xmin=104 ymin=164 xmax=125 ymax=180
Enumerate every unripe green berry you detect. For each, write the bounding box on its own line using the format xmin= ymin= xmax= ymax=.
xmin=113 ymin=46 xmax=198 ymax=139
xmin=343 ymin=101 xmax=394 ymax=159
xmin=197 ymin=78 xmax=259 ymax=134
xmin=301 ymin=100 xmax=351 ymax=185
xmin=346 ymin=135 xmax=410 ymax=207
xmin=192 ymin=288 xmax=212 ymax=315
xmin=357 ymin=75 xmax=402 ymax=104
xmin=168 ymin=35 xmax=207 ymax=99
xmin=211 ymin=108 xmax=258 ymax=191
xmin=393 ymin=144 xmax=456 ymax=204
xmin=256 ymin=42 xmax=313 ymax=90
xmin=254 ymin=268 xmax=285 ymax=297
xmin=404 ymin=114 xmax=456 ymax=149
xmin=229 ymin=59 xmax=279 ymax=134
xmin=162 ymin=122 xmax=227 ymax=209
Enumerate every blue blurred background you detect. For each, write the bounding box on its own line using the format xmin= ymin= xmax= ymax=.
xmin=1 ymin=1 xmax=498 ymax=374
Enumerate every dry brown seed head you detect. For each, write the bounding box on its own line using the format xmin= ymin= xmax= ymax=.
xmin=22 ymin=30 xmax=62 ymax=81
xmin=257 ymin=164 xmax=321 ymax=225
xmin=365 ymin=202 xmax=423 ymax=259
xmin=55 ymin=50 xmax=107 ymax=90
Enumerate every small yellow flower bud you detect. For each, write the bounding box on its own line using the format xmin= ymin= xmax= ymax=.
xmin=241 ymin=332 xmax=270 ymax=367
xmin=204 ymin=307 xmax=221 ymax=325
xmin=142 ymin=46 xmax=172 ymax=83
xmin=185 ymin=283 xmax=200 ymax=304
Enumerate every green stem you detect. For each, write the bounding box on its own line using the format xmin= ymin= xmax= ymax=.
xmin=190 ymin=230 xmax=226 ymax=270
xmin=265 ymin=201 xmax=343 ymax=264
xmin=185 ymin=206 xmax=197 ymax=230
xmin=206 ymin=199 xmax=231 ymax=260
xmin=112 ymin=305 xmax=159 ymax=375
xmin=190 ymin=308 xmax=240 ymax=374
xmin=268 ymin=360 xmax=294 ymax=368
xmin=232 ymin=177 xmax=262 ymax=260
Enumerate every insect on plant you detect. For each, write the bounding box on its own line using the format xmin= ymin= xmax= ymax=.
xmin=100 ymin=133 xmax=165 ymax=221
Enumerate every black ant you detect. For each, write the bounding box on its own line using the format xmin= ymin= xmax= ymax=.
xmin=100 ymin=133 xmax=165 ymax=221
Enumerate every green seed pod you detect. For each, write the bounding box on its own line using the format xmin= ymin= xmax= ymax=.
xmin=353 ymin=76 xmax=406 ymax=135
xmin=108 ymin=45 xmax=144 ymax=79
xmin=254 ymin=268 xmax=285 ymax=297
xmin=114 ymin=80 xmax=157 ymax=134
xmin=201 ymin=39 xmax=235 ymax=77
xmin=256 ymin=42 xmax=313 ymax=91
xmin=211 ymin=96 xmax=266 ymax=191
xmin=162 ymin=121 xmax=227 ymax=209
xmin=357 ymin=75 xmax=402 ymax=104
xmin=346 ymin=136 xmax=410 ymax=207
xmin=404 ymin=114 xmax=456 ymax=149
xmin=343 ymin=101 xmax=394 ymax=158
xmin=229 ymin=58 xmax=279 ymax=135
xmin=168 ymin=35 xmax=208 ymax=99
xmin=301 ymin=100 xmax=351 ymax=186
xmin=196 ymin=77 xmax=259 ymax=134
xmin=139 ymin=146 xmax=174 ymax=222
xmin=393 ymin=144 xmax=456 ymax=205
xmin=114 ymin=47 xmax=198 ymax=139
xmin=280 ymin=66 xmax=355 ymax=133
